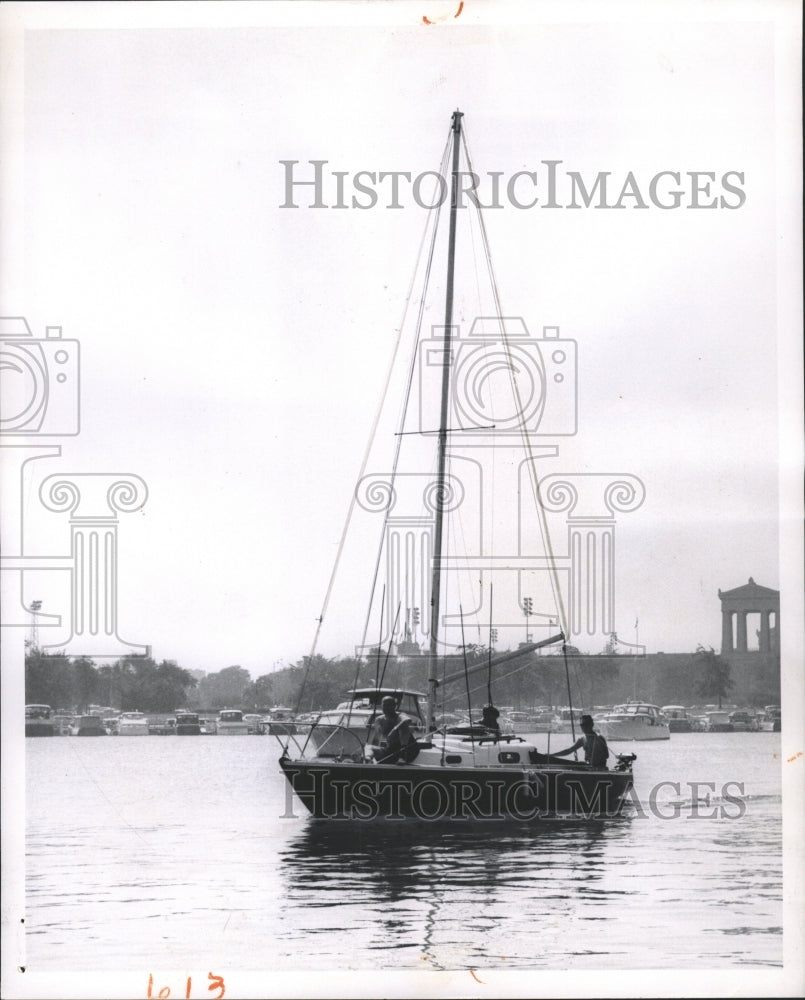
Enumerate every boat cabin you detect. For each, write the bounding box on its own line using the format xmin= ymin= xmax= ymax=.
xmin=71 ymin=715 xmax=107 ymax=736
xmin=316 ymin=688 xmax=426 ymax=729
xmin=175 ymin=712 xmax=202 ymax=735
xmin=117 ymin=711 xmax=150 ymax=735
xmin=662 ymin=705 xmax=693 ymax=732
xmin=25 ymin=703 xmax=52 ymax=720
xmin=758 ymin=706 xmax=781 ymax=731
xmin=243 ymin=713 xmax=264 ymax=734
xmin=704 ymin=710 xmax=733 ymax=732
xmin=349 ymin=688 xmax=425 ymax=720
xmin=302 ymin=688 xmax=427 ymax=758
xmin=728 ymin=710 xmax=757 ymax=732
xmin=25 ymin=704 xmax=55 ymax=737
xmin=611 ymin=703 xmax=664 ymax=717
xmin=261 ymin=707 xmax=297 ymax=735
xmin=217 ymin=708 xmax=251 ymax=734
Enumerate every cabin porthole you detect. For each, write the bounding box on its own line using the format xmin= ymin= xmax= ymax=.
xmin=498 ymin=751 xmax=521 ymax=764
xmin=445 ymin=754 xmax=462 ymax=764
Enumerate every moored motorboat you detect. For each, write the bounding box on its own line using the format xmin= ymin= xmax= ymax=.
xmin=25 ymin=704 xmax=55 ymax=737
xmin=529 ymin=709 xmax=560 ymax=732
xmin=277 ymin=110 xmax=636 ymax=821
xmin=757 ymin=705 xmax=781 ymax=732
xmin=175 ymin=711 xmax=202 ymax=735
xmin=552 ymin=707 xmax=585 ymax=734
xmin=597 ymin=702 xmax=670 ymax=741
xmin=703 ymin=710 xmax=733 ymax=732
xmin=70 ymin=714 xmax=107 ymax=736
xmin=216 ymin=708 xmax=250 ymax=735
xmin=728 ymin=710 xmax=758 ymax=732
xmin=243 ymin=713 xmax=265 ymax=734
xmin=149 ymin=717 xmax=176 ymax=735
xmin=117 ymin=711 xmax=150 ymax=736
xmin=260 ymin=706 xmax=297 ymax=735
xmin=502 ymin=711 xmax=531 ymax=734
xmin=52 ymin=712 xmax=74 ymax=736
xmin=661 ymin=705 xmax=693 ymax=733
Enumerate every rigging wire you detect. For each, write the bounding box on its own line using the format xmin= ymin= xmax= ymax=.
xmin=291 ymin=118 xmax=573 ymax=734
xmin=356 ymin=133 xmax=453 ymax=657
xmin=459 ymin=605 xmax=475 ymax=747
xmin=344 ymin=584 xmax=386 ymax=733
xmin=563 ymin=641 xmax=577 ymax=744
xmin=290 ymin=129 xmax=452 ymax=725
xmin=487 ymin=583 xmax=494 ymax=707
xmin=375 ymin=603 xmax=403 ymax=695
xmin=461 ymin=123 xmax=569 ymax=640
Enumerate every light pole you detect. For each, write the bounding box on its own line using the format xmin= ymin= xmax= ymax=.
xmin=523 ymin=597 xmax=533 ymax=643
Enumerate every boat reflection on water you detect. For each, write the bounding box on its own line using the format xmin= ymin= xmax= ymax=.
xmin=277 ymin=814 xmax=630 ymax=954
xmin=283 ymin=813 xmax=621 ymax=862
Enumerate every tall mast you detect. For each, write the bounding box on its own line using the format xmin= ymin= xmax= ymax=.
xmin=427 ymin=109 xmax=463 ymax=730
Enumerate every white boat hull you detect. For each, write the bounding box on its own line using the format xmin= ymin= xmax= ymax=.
xmin=598 ymin=719 xmax=670 ymax=741
xmin=117 ymin=714 xmax=150 ymax=736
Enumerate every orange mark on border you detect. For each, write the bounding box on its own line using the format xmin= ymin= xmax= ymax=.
xmin=423 ymin=2 xmax=464 ymax=24
xmin=787 ymin=751 xmax=802 ymax=763
xmin=470 ymin=970 xmax=485 ymax=984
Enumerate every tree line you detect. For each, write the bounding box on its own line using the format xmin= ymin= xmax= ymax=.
xmin=25 ymin=652 xmax=198 ymax=714
xmin=25 ymin=642 xmax=737 ymax=716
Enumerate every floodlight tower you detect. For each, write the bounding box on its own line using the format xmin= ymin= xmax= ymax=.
xmin=27 ymin=599 xmax=43 ymax=653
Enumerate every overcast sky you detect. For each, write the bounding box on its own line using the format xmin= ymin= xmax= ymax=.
xmin=2 ymin=1 xmax=801 ymax=681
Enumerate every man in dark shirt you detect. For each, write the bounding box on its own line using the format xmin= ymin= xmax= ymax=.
xmin=553 ymin=714 xmax=609 ymax=768
xmin=480 ymin=704 xmax=501 ymax=733
xmin=370 ymin=696 xmax=413 ymax=762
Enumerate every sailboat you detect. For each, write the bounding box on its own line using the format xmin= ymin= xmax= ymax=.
xmin=278 ymin=111 xmax=636 ymax=820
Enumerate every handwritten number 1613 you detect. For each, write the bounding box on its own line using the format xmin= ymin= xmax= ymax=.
xmin=147 ymin=972 xmax=225 ymax=999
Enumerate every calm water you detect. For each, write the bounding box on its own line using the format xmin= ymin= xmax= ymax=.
xmin=22 ymin=732 xmax=783 ymax=978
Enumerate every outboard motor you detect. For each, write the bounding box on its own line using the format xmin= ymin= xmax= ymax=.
xmin=614 ymin=752 xmax=637 ymax=772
